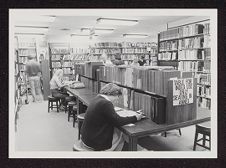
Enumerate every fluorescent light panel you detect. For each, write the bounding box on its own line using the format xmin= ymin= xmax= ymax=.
xmin=97 ymin=18 xmax=138 ymax=26
xmin=71 ymin=34 xmax=98 ymax=37
xmin=81 ymin=28 xmax=114 ymax=34
xmin=14 ymin=26 xmax=49 ymax=34
xmin=123 ymin=34 xmax=149 ymax=38
xmin=15 ymin=15 xmax=56 ymax=22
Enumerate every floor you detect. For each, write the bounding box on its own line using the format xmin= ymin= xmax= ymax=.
xmin=15 ymin=96 xmax=209 ymax=152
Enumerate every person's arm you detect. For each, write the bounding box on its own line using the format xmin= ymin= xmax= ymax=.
xmin=53 ymin=76 xmax=64 ymax=88
xmin=103 ymin=101 xmax=140 ymax=127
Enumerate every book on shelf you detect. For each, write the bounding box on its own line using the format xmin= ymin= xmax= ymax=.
xmin=178 ymin=49 xmax=204 ymax=60
xmin=178 ymin=24 xmax=204 ymax=38
xmin=178 ymin=61 xmax=204 ymax=72
xmin=159 ymin=28 xmax=178 ymax=41
xmin=158 ymin=51 xmax=177 ymax=61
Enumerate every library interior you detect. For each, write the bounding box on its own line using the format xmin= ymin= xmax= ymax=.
xmin=11 ymin=10 xmax=213 ymax=154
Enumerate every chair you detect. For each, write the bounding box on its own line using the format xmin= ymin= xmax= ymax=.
xmin=77 ymin=113 xmax=86 ymax=140
xmin=68 ymin=101 xmax=77 ymax=121
xmin=48 ymin=96 xmax=60 ymax=112
xmin=72 ymin=106 xmax=78 ymax=127
xmin=64 ymin=96 xmax=75 ymax=113
xmin=193 ymin=123 xmax=211 ymax=151
xmin=73 ymin=140 xmax=93 ymax=151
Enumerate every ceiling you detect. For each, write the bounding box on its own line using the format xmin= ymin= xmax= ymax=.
xmin=12 ymin=10 xmax=192 ymax=39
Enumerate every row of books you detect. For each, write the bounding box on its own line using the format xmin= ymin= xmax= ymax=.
xmin=18 ymin=42 xmax=36 ymax=48
xmin=158 ymin=52 xmax=177 ymax=60
xmin=62 ymin=62 xmax=73 ymax=67
xmin=50 ymin=48 xmax=70 ymax=54
xmin=121 ymin=42 xmax=154 ymax=48
xmin=18 ymin=49 xmax=36 ymax=56
xmin=122 ymin=48 xmax=147 ymax=53
xmin=203 ymin=23 xmax=210 ymax=35
xmin=92 ymin=42 xmax=121 ymax=48
xmin=204 ymin=60 xmax=211 ymax=71
xmin=90 ymin=48 xmax=121 ymax=54
xmin=159 ymin=40 xmax=178 ymax=51
xmin=203 ymin=35 xmax=211 ymax=48
xmin=19 ymin=64 xmax=26 ymax=71
xmin=71 ymin=54 xmax=89 ymax=61
xmin=198 ymin=97 xmax=211 ymax=109
xmin=178 ymin=24 xmax=204 ymax=38
xmin=98 ymin=65 xmax=193 ymax=96
xmin=51 ymin=55 xmax=62 ymax=60
xmin=133 ymin=91 xmax=165 ymax=124
xmin=197 ymin=85 xmax=211 ymax=97
xmin=178 ymin=61 xmax=204 ymax=72
xmin=159 ymin=28 xmax=178 ymax=41
xmin=63 ymin=68 xmax=73 ymax=74
xmin=178 ymin=37 xmax=204 ymax=49
xmin=178 ymin=50 xmax=204 ymax=60
xmin=159 ymin=23 xmax=210 ymax=41
xmin=197 ymin=74 xmax=211 ymax=85
xmin=52 ymin=62 xmax=61 ymax=68
xmin=18 ymin=57 xmax=28 ymax=63
xmin=71 ymin=48 xmax=89 ymax=54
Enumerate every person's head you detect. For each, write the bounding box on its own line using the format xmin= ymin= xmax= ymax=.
xmin=54 ymin=69 xmax=64 ymax=78
xmin=28 ymin=55 xmax=35 ymax=60
xmin=99 ymin=83 xmax=122 ymax=104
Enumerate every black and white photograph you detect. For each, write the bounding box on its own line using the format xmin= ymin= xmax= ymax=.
xmin=9 ymin=9 xmax=217 ymax=158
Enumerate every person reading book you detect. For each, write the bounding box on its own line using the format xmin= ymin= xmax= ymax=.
xmin=49 ymin=69 xmax=72 ymax=110
xmin=80 ymin=83 xmax=143 ymax=151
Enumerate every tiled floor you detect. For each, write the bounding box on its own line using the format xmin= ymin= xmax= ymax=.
xmin=15 ymin=97 xmax=210 ymax=152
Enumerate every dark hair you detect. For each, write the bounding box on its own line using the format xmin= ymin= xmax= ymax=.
xmin=99 ymin=83 xmax=122 ymax=96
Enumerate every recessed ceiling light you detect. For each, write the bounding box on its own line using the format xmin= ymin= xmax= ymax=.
xmin=14 ymin=26 xmax=49 ymax=34
xmin=15 ymin=15 xmax=56 ymax=22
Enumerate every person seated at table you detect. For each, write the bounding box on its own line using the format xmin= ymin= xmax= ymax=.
xmin=49 ymin=69 xmax=71 ymax=110
xmin=130 ymin=57 xmax=140 ymax=66
xmin=81 ymin=83 xmax=143 ymax=151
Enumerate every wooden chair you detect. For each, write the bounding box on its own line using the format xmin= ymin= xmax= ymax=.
xmin=193 ymin=123 xmax=211 ymax=151
xmin=77 ymin=113 xmax=86 ymax=140
xmin=48 ymin=96 xmax=60 ymax=112
xmin=64 ymin=96 xmax=75 ymax=113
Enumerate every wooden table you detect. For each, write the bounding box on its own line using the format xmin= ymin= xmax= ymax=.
xmin=66 ymin=87 xmax=211 ymax=151
xmin=118 ymin=110 xmax=211 ymax=151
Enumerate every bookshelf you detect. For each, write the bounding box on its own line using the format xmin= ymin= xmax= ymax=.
xmin=49 ymin=43 xmax=74 ymax=81
xmin=121 ymin=42 xmax=157 ymax=66
xmin=90 ymin=42 xmax=122 ymax=61
xmin=17 ymin=37 xmax=38 ymax=98
xmin=157 ymin=20 xmax=211 ymax=109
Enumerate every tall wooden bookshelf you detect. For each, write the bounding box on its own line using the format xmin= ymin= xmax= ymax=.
xmin=49 ymin=43 xmax=74 ymax=81
xmin=157 ymin=19 xmax=211 ymax=109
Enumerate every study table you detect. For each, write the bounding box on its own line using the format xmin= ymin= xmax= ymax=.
xmin=66 ymin=87 xmax=211 ymax=151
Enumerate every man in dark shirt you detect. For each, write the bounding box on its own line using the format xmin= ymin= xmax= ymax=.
xmin=81 ymin=83 xmax=142 ymax=151
xmin=25 ymin=55 xmax=43 ymax=102
xmin=138 ymin=55 xmax=146 ymax=66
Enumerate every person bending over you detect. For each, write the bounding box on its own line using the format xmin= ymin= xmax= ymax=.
xmin=49 ymin=69 xmax=70 ymax=110
xmin=81 ymin=83 xmax=143 ymax=151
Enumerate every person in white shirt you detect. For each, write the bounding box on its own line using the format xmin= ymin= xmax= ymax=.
xmin=49 ymin=69 xmax=70 ymax=110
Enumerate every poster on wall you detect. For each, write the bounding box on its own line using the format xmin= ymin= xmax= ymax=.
xmin=173 ymin=78 xmax=193 ymax=106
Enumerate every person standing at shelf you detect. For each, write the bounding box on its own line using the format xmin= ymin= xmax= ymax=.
xmin=80 ymin=83 xmax=143 ymax=151
xmin=49 ymin=69 xmax=72 ymax=110
xmin=112 ymin=53 xmax=124 ymax=66
xmin=130 ymin=57 xmax=140 ymax=66
xmin=138 ymin=55 xmax=146 ymax=66
xmin=25 ymin=55 xmax=43 ymax=102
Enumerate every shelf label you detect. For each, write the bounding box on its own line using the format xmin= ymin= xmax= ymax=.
xmin=173 ymin=78 xmax=193 ymax=106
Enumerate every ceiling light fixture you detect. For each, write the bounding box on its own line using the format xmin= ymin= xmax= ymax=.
xmin=123 ymin=34 xmax=149 ymax=38
xmin=14 ymin=26 xmax=49 ymax=34
xmin=81 ymin=27 xmax=114 ymax=34
xmin=71 ymin=34 xmax=98 ymax=37
xmin=15 ymin=33 xmax=45 ymax=36
xmin=97 ymin=18 xmax=138 ymax=26
xmin=15 ymin=15 xmax=56 ymax=22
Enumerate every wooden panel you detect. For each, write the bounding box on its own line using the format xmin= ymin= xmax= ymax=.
xmin=40 ymin=60 xmax=51 ymax=100
xmin=166 ymin=78 xmax=197 ymax=124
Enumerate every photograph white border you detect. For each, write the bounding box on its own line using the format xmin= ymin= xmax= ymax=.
xmin=9 ymin=8 xmax=218 ymax=158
